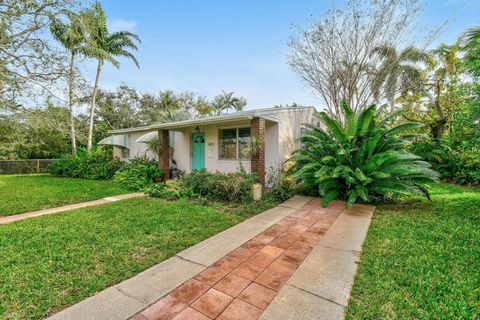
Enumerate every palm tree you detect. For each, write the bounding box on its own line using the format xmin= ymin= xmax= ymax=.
xmin=461 ymin=26 xmax=480 ymax=77
xmin=372 ymin=45 xmax=428 ymax=108
xmin=50 ymin=11 xmax=87 ymax=153
xmin=212 ymin=91 xmax=247 ymax=115
xmin=83 ymin=3 xmax=140 ymax=151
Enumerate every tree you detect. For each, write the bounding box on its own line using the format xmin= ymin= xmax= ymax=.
xmin=288 ymin=0 xmax=423 ymax=120
xmin=82 ymin=2 xmax=140 ymax=151
xmin=0 ymin=0 xmax=77 ymax=109
xmin=50 ymin=10 xmax=88 ymax=153
xmin=372 ymin=45 xmax=428 ymax=109
xmin=212 ymin=91 xmax=247 ymax=115
xmin=462 ymin=26 xmax=480 ymax=78
xmin=398 ymin=44 xmax=463 ymax=139
xmin=290 ymin=102 xmax=439 ymax=207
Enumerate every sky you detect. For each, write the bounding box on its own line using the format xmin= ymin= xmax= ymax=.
xmin=81 ymin=0 xmax=480 ymax=111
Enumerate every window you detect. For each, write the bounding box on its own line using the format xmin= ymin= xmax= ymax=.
xmin=219 ymin=127 xmax=251 ymax=160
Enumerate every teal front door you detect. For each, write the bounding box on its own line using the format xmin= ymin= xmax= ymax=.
xmin=192 ymin=132 xmax=205 ymax=170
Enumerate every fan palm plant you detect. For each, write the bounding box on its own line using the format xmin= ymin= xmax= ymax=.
xmin=83 ymin=3 xmax=140 ymax=151
xmin=50 ymin=11 xmax=88 ymax=153
xmin=290 ymin=102 xmax=439 ymax=207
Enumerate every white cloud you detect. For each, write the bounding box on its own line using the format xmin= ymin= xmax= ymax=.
xmin=108 ymin=19 xmax=138 ymax=32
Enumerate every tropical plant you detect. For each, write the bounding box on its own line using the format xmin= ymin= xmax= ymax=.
xmin=290 ymin=102 xmax=439 ymax=207
xmin=212 ymin=91 xmax=247 ymax=115
xmin=113 ymin=157 xmax=164 ymax=191
xmin=372 ymin=45 xmax=427 ymax=108
xmin=49 ymin=147 xmax=123 ymax=180
xmin=82 ymin=2 xmax=140 ymax=150
xmin=462 ymin=26 xmax=480 ymax=78
xmin=50 ymin=10 xmax=88 ymax=153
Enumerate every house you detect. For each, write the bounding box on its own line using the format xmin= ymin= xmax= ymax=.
xmin=99 ymin=106 xmax=318 ymax=183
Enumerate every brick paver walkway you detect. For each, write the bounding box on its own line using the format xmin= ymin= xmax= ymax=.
xmin=130 ymin=198 xmax=346 ymax=320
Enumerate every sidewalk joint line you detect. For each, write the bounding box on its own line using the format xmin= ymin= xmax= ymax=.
xmin=286 ymin=284 xmax=347 ymax=308
xmin=175 ymin=254 xmax=209 ymax=268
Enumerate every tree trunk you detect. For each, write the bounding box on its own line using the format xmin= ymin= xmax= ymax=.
xmin=68 ymin=51 xmax=77 ymax=154
xmin=431 ymin=82 xmax=446 ymax=140
xmin=87 ymin=60 xmax=103 ymax=151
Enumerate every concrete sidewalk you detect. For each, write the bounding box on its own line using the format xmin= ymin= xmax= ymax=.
xmin=0 ymin=192 xmax=145 ymax=225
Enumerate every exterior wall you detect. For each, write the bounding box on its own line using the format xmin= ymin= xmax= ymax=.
xmin=121 ymin=130 xmax=157 ymax=160
xmin=265 ymin=121 xmax=279 ymax=171
xmin=277 ymin=108 xmax=315 ymax=164
xmin=189 ymin=121 xmax=251 ymax=174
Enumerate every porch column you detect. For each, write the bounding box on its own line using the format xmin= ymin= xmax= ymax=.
xmin=251 ymin=117 xmax=266 ymax=184
xmin=158 ymin=129 xmax=170 ymax=180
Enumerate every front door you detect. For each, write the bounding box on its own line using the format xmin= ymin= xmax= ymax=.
xmin=192 ymin=132 xmax=205 ymax=171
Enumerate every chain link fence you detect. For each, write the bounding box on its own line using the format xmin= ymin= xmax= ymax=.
xmin=0 ymin=159 xmax=58 ymax=174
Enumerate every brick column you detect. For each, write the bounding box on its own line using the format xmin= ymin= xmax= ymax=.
xmin=158 ymin=130 xmax=170 ymax=180
xmin=251 ymin=117 xmax=266 ymax=184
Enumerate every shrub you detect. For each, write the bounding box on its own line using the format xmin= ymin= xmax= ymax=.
xmin=49 ymin=147 xmax=123 ymax=180
xmin=411 ymin=139 xmax=480 ymax=185
xmin=264 ymin=166 xmax=294 ymax=202
xmin=290 ymin=103 xmax=439 ymax=207
xmin=180 ymin=170 xmax=259 ymax=203
xmin=113 ymin=157 xmax=164 ymax=191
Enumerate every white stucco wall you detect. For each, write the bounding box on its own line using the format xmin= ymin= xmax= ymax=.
xmin=277 ymin=108 xmax=315 ymax=163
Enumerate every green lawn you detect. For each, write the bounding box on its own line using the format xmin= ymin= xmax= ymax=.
xmin=0 ymin=174 xmax=128 ymax=216
xmin=346 ymin=183 xmax=480 ymax=319
xmin=0 ymin=197 xmax=274 ymax=319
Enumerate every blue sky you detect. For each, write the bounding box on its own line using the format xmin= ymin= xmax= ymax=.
xmin=83 ymin=0 xmax=480 ymax=111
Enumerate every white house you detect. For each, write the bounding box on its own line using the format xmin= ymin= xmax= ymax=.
xmin=99 ymin=106 xmax=318 ymax=183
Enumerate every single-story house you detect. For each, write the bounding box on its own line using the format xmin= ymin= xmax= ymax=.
xmin=99 ymin=106 xmax=318 ymax=183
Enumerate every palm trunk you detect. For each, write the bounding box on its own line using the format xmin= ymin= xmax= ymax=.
xmin=68 ymin=51 xmax=77 ymax=154
xmin=87 ymin=60 xmax=103 ymax=151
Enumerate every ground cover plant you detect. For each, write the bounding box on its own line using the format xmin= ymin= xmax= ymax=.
xmin=0 ymin=196 xmax=273 ymax=319
xmin=346 ymin=183 xmax=480 ymax=319
xmin=0 ymin=174 xmax=127 ymax=216
xmin=291 ymin=102 xmax=439 ymax=207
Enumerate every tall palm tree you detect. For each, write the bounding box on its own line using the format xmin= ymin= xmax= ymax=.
xmin=212 ymin=91 xmax=247 ymax=115
xmin=50 ymin=11 xmax=87 ymax=153
xmin=83 ymin=3 xmax=140 ymax=151
xmin=372 ymin=45 xmax=428 ymax=108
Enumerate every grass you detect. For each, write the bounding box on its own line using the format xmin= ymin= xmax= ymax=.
xmin=0 ymin=197 xmax=276 ymax=319
xmin=346 ymin=183 xmax=480 ymax=319
xmin=0 ymin=174 xmax=128 ymax=216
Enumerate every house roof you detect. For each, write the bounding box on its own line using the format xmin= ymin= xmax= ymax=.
xmin=108 ymin=106 xmax=317 ymax=134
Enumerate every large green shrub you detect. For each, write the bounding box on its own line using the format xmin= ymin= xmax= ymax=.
xmin=49 ymin=147 xmax=123 ymax=180
xmin=180 ymin=170 xmax=259 ymax=203
xmin=290 ymin=103 xmax=439 ymax=207
xmin=411 ymin=139 xmax=480 ymax=185
xmin=113 ymin=157 xmax=164 ymax=191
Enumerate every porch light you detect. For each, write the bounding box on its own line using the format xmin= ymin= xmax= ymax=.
xmin=195 ymin=125 xmax=200 ymax=133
